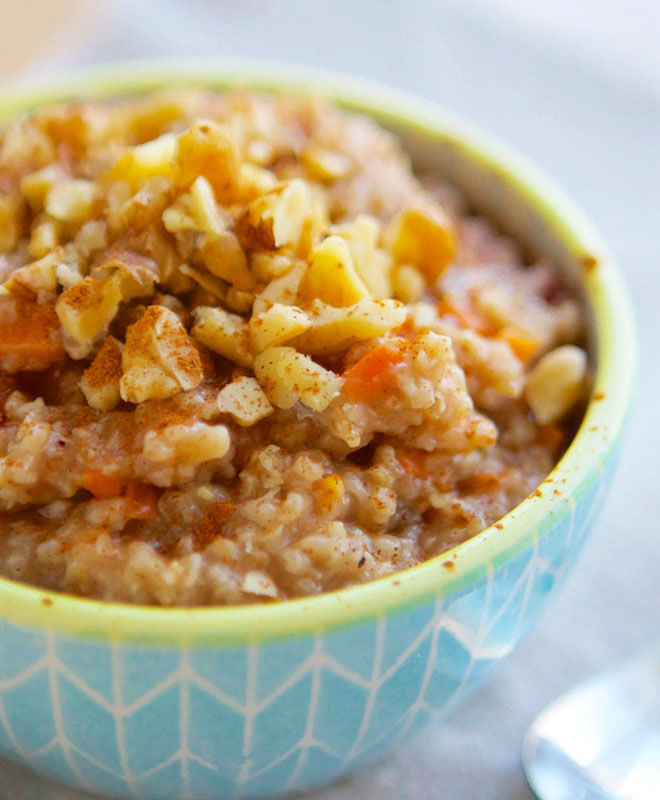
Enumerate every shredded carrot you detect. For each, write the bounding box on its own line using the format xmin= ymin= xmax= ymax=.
xmin=82 ymin=474 xmax=160 ymax=518
xmin=125 ymin=482 xmax=159 ymax=521
xmin=497 ymin=326 xmax=540 ymax=364
xmin=393 ymin=317 xmax=416 ymax=339
xmin=0 ymin=302 xmax=65 ymax=372
xmin=82 ymin=471 xmax=125 ymax=499
xmin=343 ymin=345 xmax=406 ymax=402
xmin=314 ymin=474 xmax=343 ymax=514
xmin=456 ymin=470 xmax=512 ymax=495
xmin=397 ymin=447 xmax=428 ymax=478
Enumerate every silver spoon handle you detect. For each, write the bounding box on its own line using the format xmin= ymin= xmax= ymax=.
xmin=524 ymin=642 xmax=660 ymax=800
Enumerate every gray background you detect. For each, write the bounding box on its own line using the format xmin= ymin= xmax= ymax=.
xmin=2 ymin=1 xmax=659 ymax=797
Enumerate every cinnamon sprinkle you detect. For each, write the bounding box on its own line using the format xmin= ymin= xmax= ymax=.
xmin=59 ymin=277 xmax=104 ymax=311
xmin=192 ymin=501 xmax=235 ymax=551
xmin=82 ymin=336 xmax=122 ymax=388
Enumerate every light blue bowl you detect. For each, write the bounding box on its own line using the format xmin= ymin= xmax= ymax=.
xmin=0 ymin=61 xmax=635 ymax=800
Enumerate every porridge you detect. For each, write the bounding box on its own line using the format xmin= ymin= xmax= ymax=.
xmin=0 ymin=90 xmax=588 ymax=605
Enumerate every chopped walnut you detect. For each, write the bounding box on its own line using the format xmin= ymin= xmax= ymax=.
xmin=106 ymin=133 xmax=176 ymax=190
xmin=216 ymin=376 xmax=273 ymax=426
xmin=250 ymin=252 xmax=293 ymax=282
xmin=525 ymin=345 xmax=588 ymax=424
xmin=198 ymin=231 xmax=254 ymax=291
xmin=252 ymin=261 xmax=307 ymax=314
xmin=45 ymin=179 xmax=96 ymax=224
xmin=162 ymin=175 xmax=225 ymax=237
xmin=55 ymin=275 xmax=122 ymax=359
xmin=2 ymin=254 xmax=58 ymax=299
xmin=299 ymin=235 xmax=372 ymax=307
xmin=191 ymin=306 xmax=254 ymax=368
xmin=254 ymin=346 xmax=342 ymax=412
xmin=302 ymin=146 xmax=351 ymax=183
xmin=92 ymin=247 xmax=159 ymax=300
xmin=332 ymin=215 xmax=392 ymax=298
xmin=172 ymin=120 xmax=240 ymax=200
xmin=248 ymin=303 xmax=311 ymax=353
xmin=120 ymin=305 xmax=203 ymax=403
xmin=236 ymin=179 xmax=326 ymax=255
xmin=20 ymin=164 xmax=67 ymax=210
xmin=384 ymin=204 xmax=455 ymax=281
xmin=79 ymin=336 xmax=123 ymax=411
xmin=292 ymin=298 xmax=406 ymax=355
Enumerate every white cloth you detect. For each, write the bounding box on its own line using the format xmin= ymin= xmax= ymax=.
xmin=2 ymin=2 xmax=659 ymax=797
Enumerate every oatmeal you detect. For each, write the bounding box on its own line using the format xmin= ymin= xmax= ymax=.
xmin=0 ymin=90 xmax=588 ymax=605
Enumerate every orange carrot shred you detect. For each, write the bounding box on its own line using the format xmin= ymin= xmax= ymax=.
xmin=82 ymin=471 xmax=125 ymax=499
xmin=343 ymin=345 xmax=406 ymax=402
xmin=456 ymin=470 xmax=512 ymax=495
xmin=0 ymin=301 xmax=65 ymax=373
xmin=497 ymin=326 xmax=540 ymax=364
xmin=397 ymin=447 xmax=428 ymax=478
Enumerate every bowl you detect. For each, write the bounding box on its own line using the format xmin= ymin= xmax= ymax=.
xmin=0 ymin=60 xmax=635 ymax=800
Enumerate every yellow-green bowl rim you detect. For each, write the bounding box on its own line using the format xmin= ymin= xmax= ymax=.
xmin=0 ymin=59 xmax=636 ymax=644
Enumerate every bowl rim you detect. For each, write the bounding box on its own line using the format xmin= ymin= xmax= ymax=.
xmin=0 ymin=58 xmax=636 ymax=644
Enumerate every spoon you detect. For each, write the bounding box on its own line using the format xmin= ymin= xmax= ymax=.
xmin=522 ymin=641 xmax=660 ymax=800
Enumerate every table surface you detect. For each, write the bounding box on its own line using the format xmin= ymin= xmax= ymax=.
xmin=2 ymin=2 xmax=659 ymax=798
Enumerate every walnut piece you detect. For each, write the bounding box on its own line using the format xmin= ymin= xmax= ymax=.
xmin=55 ymin=275 xmax=122 ymax=359
xmin=254 ymin=346 xmax=342 ymax=412
xmin=299 ymin=235 xmax=372 ymax=307
xmin=384 ymin=204 xmax=455 ymax=281
xmin=120 ymin=305 xmax=203 ymax=403
xmin=216 ymin=376 xmax=273 ymax=426
xmin=524 ymin=345 xmax=587 ymax=424
xmin=191 ymin=306 xmax=254 ymax=368
xmin=79 ymin=336 xmax=123 ymax=411
xmin=236 ymin=179 xmax=325 ymax=254
xmin=248 ymin=304 xmax=311 ymax=353
xmin=292 ymin=298 xmax=406 ymax=355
